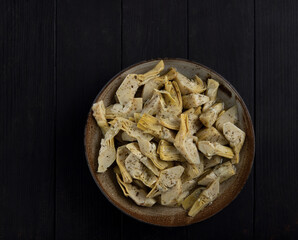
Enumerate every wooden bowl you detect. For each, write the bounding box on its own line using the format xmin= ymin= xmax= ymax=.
xmin=84 ymin=59 xmax=255 ymax=226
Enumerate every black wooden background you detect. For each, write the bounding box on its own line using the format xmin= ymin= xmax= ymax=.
xmin=1 ymin=0 xmax=297 ymax=239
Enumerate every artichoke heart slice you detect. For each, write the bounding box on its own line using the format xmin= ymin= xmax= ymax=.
xmin=202 ymin=79 xmax=220 ymax=112
xmin=183 ymin=108 xmax=203 ymax=135
xmin=216 ymin=105 xmax=238 ymax=132
xmin=116 ymin=173 xmax=156 ymax=207
xmin=175 ymin=72 xmax=206 ymax=95
xmin=163 ymin=80 xmax=183 ymax=114
xmin=147 ymin=165 xmax=184 ymax=198
xmin=197 ymin=168 xmax=217 ymax=186
xmin=223 ymin=122 xmax=245 ymax=164
xmin=176 ymin=179 xmax=198 ymax=205
xmin=137 ymin=138 xmax=173 ymax=170
xmin=196 ymin=126 xmax=228 ymax=145
xmin=126 ymin=142 xmax=160 ymax=176
xmin=204 ymin=155 xmax=223 ymax=169
xmin=199 ymin=103 xmax=224 ymax=128
xmin=124 ymin=153 xmax=157 ymax=187
xmin=161 ymin=179 xmax=182 ymax=206
xmin=121 ymin=131 xmax=136 ymax=142
xmin=182 ymin=187 xmax=205 ymax=210
xmin=116 ymin=146 xmax=132 ymax=183
xmin=198 ymin=141 xmax=234 ymax=159
xmin=92 ymin=100 xmax=109 ymax=135
xmin=188 ymin=178 xmax=220 ymax=217
xmin=174 ymin=113 xmax=201 ymax=165
xmin=137 ymin=60 xmax=164 ymax=82
xmin=142 ymin=67 xmax=177 ymax=102
xmin=97 ymin=122 xmax=121 ymax=173
xmin=137 ymin=113 xmax=176 ymax=143
xmin=182 ymin=161 xmax=204 ymax=180
xmin=182 ymin=93 xmax=210 ymax=109
xmin=213 ymin=161 xmax=236 ymax=183
xmin=157 ymin=140 xmax=182 ymax=161
xmin=142 ymin=90 xmax=162 ymax=115
xmin=106 ymin=98 xmax=143 ymax=119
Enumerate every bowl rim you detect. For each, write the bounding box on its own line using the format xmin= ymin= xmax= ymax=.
xmin=84 ymin=58 xmax=255 ymax=227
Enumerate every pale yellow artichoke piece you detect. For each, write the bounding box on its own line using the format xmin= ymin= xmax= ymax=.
xmin=161 ymin=179 xmax=182 ymax=206
xmin=97 ymin=122 xmax=121 ymax=173
xmin=204 ymin=155 xmax=223 ymax=169
xmin=182 ymin=161 xmax=204 ymax=180
xmin=142 ymin=67 xmax=177 ymax=102
xmin=116 ymin=173 xmax=156 ymax=207
xmin=137 ymin=138 xmax=172 ymax=170
xmin=116 ymin=74 xmax=139 ymax=105
xmin=216 ymin=105 xmax=238 ymax=132
xmin=188 ymin=178 xmax=219 ymax=217
xmin=126 ymin=142 xmax=160 ymax=176
xmin=92 ymin=100 xmax=109 ymax=135
xmin=182 ymin=93 xmax=210 ymax=109
xmin=198 ymin=141 xmax=234 ymax=159
xmin=199 ymin=102 xmax=224 ymax=128
xmin=176 ymin=191 xmax=191 ymax=205
xmin=147 ymin=165 xmax=184 ymax=198
xmin=174 ymin=113 xmax=201 ymax=164
xmin=158 ymin=115 xmax=180 ymax=131
xmin=142 ymin=90 xmax=162 ymax=115
xmin=125 ymin=153 xmax=157 ymax=187
xmin=157 ymin=140 xmax=182 ymax=161
xmin=197 ymin=168 xmax=217 ymax=186
xmin=106 ymin=98 xmax=143 ymax=119
xmin=202 ymin=79 xmax=220 ymax=112
xmin=182 ymin=187 xmax=205 ymax=210
xmin=137 ymin=60 xmax=164 ymax=82
xmin=213 ymin=161 xmax=236 ymax=183
xmin=121 ymin=131 xmax=136 ymax=142
xmin=110 ymin=117 xmax=153 ymax=141
xmin=133 ymin=113 xmax=142 ymax=124
xmin=183 ymin=108 xmax=203 ymax=135
xmin=175 ymin=72 xmax=206 ymax=95
xmin=164 ymin=80 xmax=183 ymax=113
xmin=223 ymin=122 xmax=245 ymax=164
xmin=196 ymin=126 xmax=228 ymax=145
xmin=137 ymin=113 xmax=176 ymax=143
xmin=181 ymin=179 xmax=198 ymax=193
xmin=116 ymin=146 xmax=132 ymax=183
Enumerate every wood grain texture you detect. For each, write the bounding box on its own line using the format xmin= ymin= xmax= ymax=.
xmin=121 ymin=0 xmax=188 ymax=238
xmin=255 ymin=1 xmax=298 ymax=239
xmin=0 ymin=1 xmax=55 ymax=239
xmin=188 ymin=0 xmax=254 ymax=239
xmin=56 ymin=0 xmax=122 ymax=239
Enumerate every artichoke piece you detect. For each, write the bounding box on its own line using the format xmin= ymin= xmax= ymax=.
xmin=163 ymin=80 xmax=183 ymax=113
xmin=161 ymin=179 xmax=182 ymax=206
xmin=126 ymin=142 xmax=160 ymax=176
xmin=142 ymin=67 xmax=177 ymax=102
xmin=97 ymin=122 xmax=121 ymax=173
xmin=198 ymin=141 xmax=234 ymax=159
xmin=133 ymin=179 xmax=147 ymax=190
xmin=125 ymin=153 xmax=157 ymax=187
xmin=199 ymin=102 xmax=224 ymax=128
xmin=204 ymin=155 xmax=223 ymax=169
xmin=116 ymin=61 xmax=164 ymax=105
xmin=196 ymin=126 xmax=228 ymax=145
xmin=213 ymin=161 xmax=236 ymax=183
xmin=182 ymin=161 xmax=204 ymax=180
xmin=116 ymin=173 xmax=156 ymax=207
xmin=216 ymin=105 xmax=238 ymax=132
xmin=111 ymin=117 xmax=153 ymax=142
xmin=134 ymin=113 xmax=142 ymax=124
xmin=202 ymin=79 xmax=220 ymax=112
xmin=92 ymin=100 xmax=109 ymax=135
xmin=147 ymin=165 xmax=185 ymax=198
xmin=197 ymin=168 xmax=217 ymax=186
xmin=138 ymin=138 xmax=172 ymax=170
xmin=223 ymin=122 xmax=246 ymax=164
xmin=106 ymin=98 xmax=143 ymax=119
xmin=137 ymin=113 xmax=176 ymax=143
xmin=121 ymin=131 xmax=136 ymax=142
xmin=158 ymin=115 xmax=181 ymax=131
xmin=157 ymin=140 xmax=182 ymax=161
xmin=142 ymin=90 xmax=162 ymax=115
xmin=175 ymin=72 xmax=206 ymax=95
xmin=174 ymin=113 xmax=201 ymax=165
xmin=183 ymin=108 xmax=203 ymax=135
xmin=182 ymin=187 xmax=205 ymax=210
xmin=116 ymin=146 xmax=132 ymax=183
xmin=188 ymin=178 xmax=220 ymax=217
xmin=182 ymin=93 xmax=210 ymax=109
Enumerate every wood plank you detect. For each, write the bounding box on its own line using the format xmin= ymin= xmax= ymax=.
xmin=255 ymin=1 xmax=298 ymax=239
xmin=121 ymin=0 xmax=189 ymax=237
xmin=188 ymin=0 xmax=254 ymax=238
xmin=56 ymin=1 xmax=122 ymax=239
xmin=0 ymin=1 xmax=55 ymax=239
